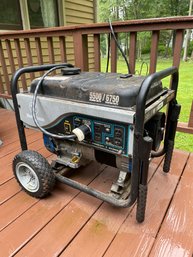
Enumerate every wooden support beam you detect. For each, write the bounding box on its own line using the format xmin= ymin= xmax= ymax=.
xmin=0 ymin=41 xmax=10 ymax=95
xmin=94 ymin=34 xmax=100 ymax=72
xmin=111 ymin=33 xmax=117 ymax=73
xmin=59 ymin=36 xmax=67 ymax=63
xmin=188 ymin=101 xmax=193 ymax=127
xmin=35 ymin=38 xmax=44 ymax=76
xmin=173 ymin=29 xmax=184 ymax=68
xmin=129 ymin=32 xmax=137 ymax=74
xmin=149 ymin=31 xmax=160 ymax=74
xmin=24 ymin=38 xmax=35 ymax=80
xmin=14 ymin=39 xmax=27 ymax=91
xmin=73 ymin=33 xmax=88 ymax=71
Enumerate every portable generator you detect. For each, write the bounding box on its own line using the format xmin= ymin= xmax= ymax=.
xmin=11 ymin=63 xmax=180 ymax=222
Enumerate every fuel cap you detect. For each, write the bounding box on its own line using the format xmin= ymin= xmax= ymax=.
xmin=61 ymin=67 xmax=81 ymax=75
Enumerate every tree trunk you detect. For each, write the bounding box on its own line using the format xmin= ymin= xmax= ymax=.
xmin=183 ymin=29 xmax=191 ymax=61
xmin=164 ymin=31 xmax=172 ymax=58
xmin=191 ymin=50 xmax=193 ymax=60
xmin=138 ymin=39 xmax=142 ymax=60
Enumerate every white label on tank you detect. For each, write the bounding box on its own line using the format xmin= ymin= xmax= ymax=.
xmin=89 ymin=92 xmax=120 ymax=105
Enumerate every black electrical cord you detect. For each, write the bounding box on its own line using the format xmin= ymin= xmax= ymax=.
xmin=109 ymin=20 xmax=131 ymax=74
xmin=106 ymin=34 xmax=111 ymax=73
xmin=32 ymin=65 xmax=77 ymax=140
xmin=139 ymin=61 xmax=149 ymax=75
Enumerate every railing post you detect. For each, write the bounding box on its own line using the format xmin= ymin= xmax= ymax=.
xmin=5 ymin=39 xmax=16 ymax=75
xmin=24 ymin=38 xmax=35 ymax=80
xmin=149 ymin=31 xmax=160 ymax=74
xmin=173 ymin=29 xmax=184 ymax=68
xmin=0 ymin=41 xmax=10 ymax=95
xmin=129 ymin=32 xmax=137 ymax=74
xmin=111 ymin=33 xmax=117 ymax=73
xmin=188 ymin=101 xmax=193 ymax=127
xmin=35 ymin=38 xmax=44 ymax=76
xmin=59 ymin=36 xmax=67 ymax=62
xmin=0 ymin=72 xmax=4 ymax=94
xmin=47 ymin=37 xmax=55 ymax=64
xmin=14 ymin=39 xmax=27 ymax=90
xmin=73 ymin=32 xmax=88 ymax=71
xmin=94 ymin=34 xmax=101 ymax=72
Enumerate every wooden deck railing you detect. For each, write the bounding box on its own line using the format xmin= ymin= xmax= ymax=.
xmin=0 ymin=16 xmax=193 ymax=134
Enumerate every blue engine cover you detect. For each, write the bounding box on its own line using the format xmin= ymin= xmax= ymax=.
xmin=43 ymin=134 xmax=56 ymax=153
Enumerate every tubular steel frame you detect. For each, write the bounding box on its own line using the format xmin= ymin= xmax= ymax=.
xmin=11 ymin=64 xmax=179 ymax=215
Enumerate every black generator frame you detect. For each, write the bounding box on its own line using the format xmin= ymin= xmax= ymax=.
xmin=11 ymin=64 xmax=180 ymax=222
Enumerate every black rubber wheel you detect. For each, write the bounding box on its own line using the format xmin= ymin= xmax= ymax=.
xmin=136 ymin=184 xmax=148 ymax=223
xmin=13 ymin=150 xmax=55 ymax=198
xmin=163 ymin=140 xmax=174 ymax=173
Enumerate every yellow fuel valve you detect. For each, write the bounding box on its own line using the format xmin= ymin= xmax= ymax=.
xmin=71 ymin=156 xmax=80 ymax=163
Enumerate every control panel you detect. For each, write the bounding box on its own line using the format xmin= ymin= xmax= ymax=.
xmin=60 ymin=115 xmax=129 ymax=156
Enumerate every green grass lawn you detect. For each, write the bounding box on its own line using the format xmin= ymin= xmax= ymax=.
xmin=101 ymin=58 xmax=193 ymax=152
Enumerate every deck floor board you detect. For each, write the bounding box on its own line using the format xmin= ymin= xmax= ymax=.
xmin=0 ymin=109 xmax=192 ymax=257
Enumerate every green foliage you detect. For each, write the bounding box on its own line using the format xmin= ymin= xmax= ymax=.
xmin=188 ymin=41 xmax=193 ymax=56
xmin=98 ymin=0 xmax=191 ymax=60
xmin=101 ymin=57 xmax=193 ymax=152
xmin=98 ymin=1 xmax=193 ymax=152
xmin=99 ymin=0 xmax=190 ymax=22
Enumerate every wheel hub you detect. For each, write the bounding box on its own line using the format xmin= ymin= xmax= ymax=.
xmin=16 ymin=162 xmax=40 ymax=192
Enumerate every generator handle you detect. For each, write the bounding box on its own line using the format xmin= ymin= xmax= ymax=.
xmin=11 ymin=63 xmax=73 ymax=150
xmin=130 ymin=66 xmax=178 ymax=205
xmin=11 ymin=63 xmax=73 ymax=95
xmin=135 ymin=66 xmax=178 ymax=136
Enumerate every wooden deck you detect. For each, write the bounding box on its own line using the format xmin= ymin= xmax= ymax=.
xmin=0 ymin=108 xmax=193 ymax=257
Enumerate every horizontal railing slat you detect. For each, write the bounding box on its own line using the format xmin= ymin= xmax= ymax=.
xmin=0 ymin=16 xmax=193 ymax=40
